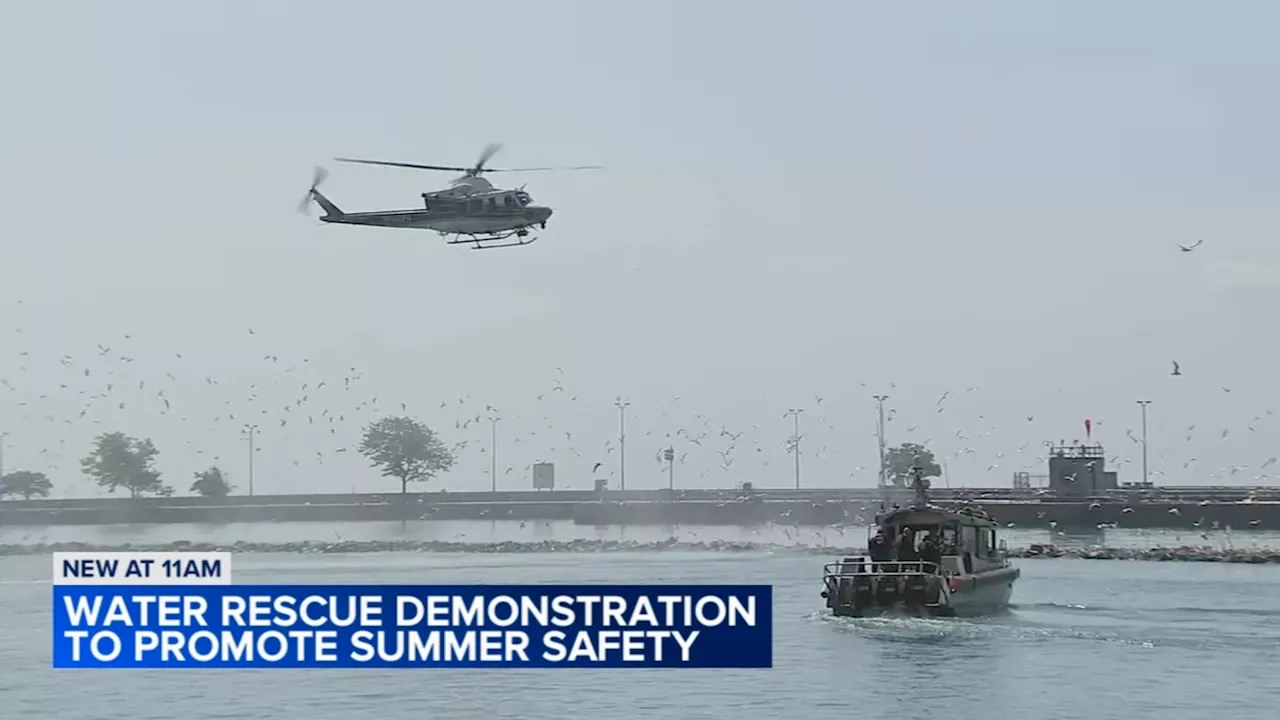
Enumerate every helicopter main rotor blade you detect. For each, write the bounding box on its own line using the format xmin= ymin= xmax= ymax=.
xmin=483 ymin=165 xmax=605 ymax=172
xmin=334 ymin=158 xmax=473 ymax=173
xmin=334 ymin=152 xmax=603 ymax=175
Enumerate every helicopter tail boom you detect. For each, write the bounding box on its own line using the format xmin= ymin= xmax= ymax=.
xmin=309 ymin=188 xmax=343 ymax=218
xmin=298 ymin=167 xmax=344 ymax=218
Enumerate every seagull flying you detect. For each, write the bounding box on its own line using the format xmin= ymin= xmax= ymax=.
xmin=1178 ymin=240 xmax=1203 ymax=252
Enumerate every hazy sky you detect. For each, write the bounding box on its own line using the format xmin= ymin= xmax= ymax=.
xmin=2 ymin=1 xmax=1277 ymax=497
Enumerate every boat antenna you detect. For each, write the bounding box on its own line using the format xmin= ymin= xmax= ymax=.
xmin=910 ymin=465 xmax=931 ymax=508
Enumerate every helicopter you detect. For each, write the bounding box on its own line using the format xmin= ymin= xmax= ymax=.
xmin=298 ymin=144 xmax=601 ymax=250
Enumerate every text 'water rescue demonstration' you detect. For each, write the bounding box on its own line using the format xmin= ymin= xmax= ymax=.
xmin=59 ymin=591 xmax=759 ymax=664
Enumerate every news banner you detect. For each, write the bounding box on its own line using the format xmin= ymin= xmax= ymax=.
xmin=51 ymin=552 xmax=773 ymax=669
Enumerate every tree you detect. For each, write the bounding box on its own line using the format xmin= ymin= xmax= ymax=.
xmin=359 ymin=416 xmax=455 ymax=493
xmin=190 ymin=466 xmax=234 ymax=497
xmin=80 ymin=432 xmax=172 ymax=498
xmin=884 ymin=442 xmax=942 ymax=487
xmin=0 ymin=470 xmax=53 ymax=500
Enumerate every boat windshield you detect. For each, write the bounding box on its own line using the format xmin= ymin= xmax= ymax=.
xmin=877 ymin=523 xmax=957 ymax=561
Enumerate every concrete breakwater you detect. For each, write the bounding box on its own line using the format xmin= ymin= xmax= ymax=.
xmin=1009 ymin=543 xmax=1280 ymax=563
xmin=3 ymin=490 xmax=1279 ymax=530
xmin=2 ymin=538 xmax=1278 ymax=563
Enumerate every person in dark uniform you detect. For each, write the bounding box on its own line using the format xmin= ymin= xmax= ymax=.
xmin=896 ymin=528 xmax=917 ymax=561
xmin=920 ymin=532 xmax=943 ymax=569
xmin=868 ymin=530 xmax=891 ymax=563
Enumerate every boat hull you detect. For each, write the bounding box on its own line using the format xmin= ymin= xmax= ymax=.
xmin=933 ymin=566 xmax=1019 ymax=617
xmin=824 ymin=565 xmax=1019 ymax=618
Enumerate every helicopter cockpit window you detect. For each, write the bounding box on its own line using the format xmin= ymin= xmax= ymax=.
xmin=515 ymin=192 xmax=531 ymax=206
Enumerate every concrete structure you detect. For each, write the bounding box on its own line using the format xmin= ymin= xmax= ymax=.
xmin=532 ymin=463 xmax=555 ymax=490
xmin=3 ymin=471 xmax=1280 ymax=529
xmin=1047 ymin=443 xmax=1118 ymax=497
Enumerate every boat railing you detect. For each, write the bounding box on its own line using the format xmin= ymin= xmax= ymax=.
xmin=824 ymin=558 xmax=942 ymax=578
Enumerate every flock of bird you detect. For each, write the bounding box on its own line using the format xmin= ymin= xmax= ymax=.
xmin=2 ymin=297 xmax=1277 ymax=500
xmin=3 ymin=235 xmax=1276 ymax=500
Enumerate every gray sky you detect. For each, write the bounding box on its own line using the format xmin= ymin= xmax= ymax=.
xmin=2 ymin=1 xmax=1278 ymax=496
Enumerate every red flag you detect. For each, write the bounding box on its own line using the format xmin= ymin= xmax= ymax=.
xmin=1084 ymin=418 xmax=1092 ymax=438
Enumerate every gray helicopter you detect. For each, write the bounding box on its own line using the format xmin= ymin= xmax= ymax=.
xmin=299 ymin=144 xmax=601 ymax=249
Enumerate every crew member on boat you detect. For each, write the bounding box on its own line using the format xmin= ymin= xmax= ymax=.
xmin=896 ymin=528 xmax=917 ymax=561
xmin=919 ymin=532 xmax=943 ymax=568
xmin=868 ymin=530 xmax=891 ymax=562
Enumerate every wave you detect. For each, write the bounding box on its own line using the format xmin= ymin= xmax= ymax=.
xmin=1017 ymin=601 xmax=1280 ymax=619
xmin=818 ymin=605 xmax=1279 ymax=654
xmin=817 ymin=611 xmax=1164 ymax=648
xmin=1014 ymin=601 xmax=1104 ymax=612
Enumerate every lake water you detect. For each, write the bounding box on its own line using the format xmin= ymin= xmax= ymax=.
xmin=1 ymin=521 xmax=1277 ymax=719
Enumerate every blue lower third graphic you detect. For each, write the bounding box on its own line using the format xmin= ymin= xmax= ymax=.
xmin=52 ymin=584 xmax=773 ymax=669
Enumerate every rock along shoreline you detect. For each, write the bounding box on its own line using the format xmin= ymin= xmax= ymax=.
xmin=0 ymin=538 xmax=1277 ymax=563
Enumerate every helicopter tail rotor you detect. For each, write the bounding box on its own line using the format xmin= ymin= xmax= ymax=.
xmin=297 ymin=166 xmax=328 ymax=214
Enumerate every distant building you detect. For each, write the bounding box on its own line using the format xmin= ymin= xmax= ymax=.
xmin=1047 ymin=443 xmax=1118 ymax=497
xmin=532 ymin=463 xmax=555 ymax=490
xmin=1011 ymin=472 xmax=1049 ymax=492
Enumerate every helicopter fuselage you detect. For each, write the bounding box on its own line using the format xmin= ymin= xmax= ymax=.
xmin=321 ymin=203 xmax=552 ymax=235
xmin=310 ymin=182 xmax=551 ymax=240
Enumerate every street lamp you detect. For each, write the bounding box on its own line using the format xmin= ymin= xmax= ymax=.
xmin=784 ymin=409 xmax=804 ymax=489
xmin=873 ymin=395 xmax=889 ymax=489
xmin=489 ymin=417 xmax=500 ymax=492
xmin=1136 ymin=400 xmax=1151 ymax=486
xmin=241 ymin=424 xmax=259 ymax=496
xmin=615 ymin=399 xmax=631 ymax=491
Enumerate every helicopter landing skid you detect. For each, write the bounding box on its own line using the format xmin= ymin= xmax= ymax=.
xmin=444 ymin=228 xmax=538 ymax=250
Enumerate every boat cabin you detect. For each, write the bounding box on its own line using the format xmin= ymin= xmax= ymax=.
xmin=864 ymin=465 xmax=1007 ymax=577
xmin=869 ymin=504 xmax=1003 ymax=577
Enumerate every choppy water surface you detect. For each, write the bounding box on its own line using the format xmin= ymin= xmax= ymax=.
xmin=1 ymin=522 xmax=1277 ymax=719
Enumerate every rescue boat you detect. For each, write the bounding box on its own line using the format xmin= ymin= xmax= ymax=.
xmin=821 ymin=467 xmax=1020 ymax=617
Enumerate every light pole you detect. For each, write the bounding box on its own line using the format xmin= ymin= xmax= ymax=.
xmin=489 ymin=417 xmax=499 ymax=492
xmin=1136 ymin=400 xmax=1151 ymax=486
xmin=873 ymin=395 xmax=889 ymax=489
xmin=241 ymin=424 xmax=259 ymax=496
xmin=615 ymin=399 xmax=630 ymax=491
xmin=785 ymin=409 xmax=803 ymax=489
xmin=664 ymin=447 xmax=675 ymax=491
